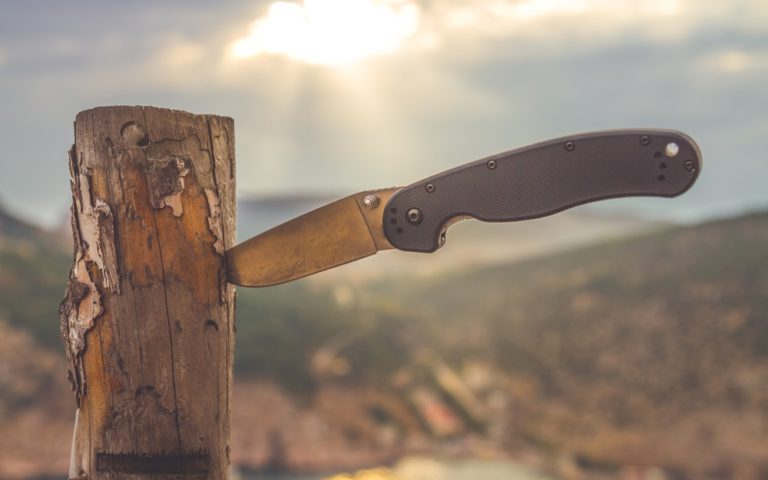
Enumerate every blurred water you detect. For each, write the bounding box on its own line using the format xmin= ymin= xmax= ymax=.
xmin=244 ymin=473 xmax=328 ymax=480
xmin=242 ymin=457 xmax=553 ymax=480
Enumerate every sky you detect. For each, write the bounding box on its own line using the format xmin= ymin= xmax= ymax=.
xmin=0 ymin=0 xmax=766 ymax=226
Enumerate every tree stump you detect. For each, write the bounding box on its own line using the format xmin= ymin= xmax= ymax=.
xmin=59 ymin=106 xmax=236 ymax=479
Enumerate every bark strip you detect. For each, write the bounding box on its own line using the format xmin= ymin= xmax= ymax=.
xmin=60 ymin=106 xmax=236 ymax=479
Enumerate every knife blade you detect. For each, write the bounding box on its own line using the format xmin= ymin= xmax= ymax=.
xmin=227 ymin=129 xmax=701 ymax=286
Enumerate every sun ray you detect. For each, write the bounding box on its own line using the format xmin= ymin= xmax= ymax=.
xmin=230 ymin=0 xmax=420 ymax=66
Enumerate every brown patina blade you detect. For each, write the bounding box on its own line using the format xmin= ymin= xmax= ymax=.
xmin=226 ymin=188 xmax=398 ymax=287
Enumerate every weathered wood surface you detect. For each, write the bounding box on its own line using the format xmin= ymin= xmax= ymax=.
xmin=59 ymin=106 xmax=236 ymax=479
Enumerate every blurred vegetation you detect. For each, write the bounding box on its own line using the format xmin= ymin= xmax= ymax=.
xmin=236 ymin=284 xmax=412 ymax=396
xmin=236 ymin=284 xmax=351 ymax=395
xmin=0 ymin=207 xmax=71 ymax=350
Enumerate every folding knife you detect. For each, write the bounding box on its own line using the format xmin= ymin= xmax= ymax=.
xmin=227 ymin=129 xmax=701 ymax=287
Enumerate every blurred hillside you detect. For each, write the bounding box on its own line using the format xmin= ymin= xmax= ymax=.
xmin=0 ymin=203 xmax=766 ymax=479
xmin=371 ymin=212 xmax=768 ymax=477
xmin=0 ymin=205 xmax=71 ymax=349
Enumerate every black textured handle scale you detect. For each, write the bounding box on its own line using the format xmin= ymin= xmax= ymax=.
xmin=383 ymin=129 xmax=701 ymax=252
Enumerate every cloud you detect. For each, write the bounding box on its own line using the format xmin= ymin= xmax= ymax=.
xmin=224 ymin=0 xmax=692 ymax=67
xmin=229 ymin=0 xmax=421 ymax=65
xmin=402 ymin=0 xmax=768 ymax=64
xmin=222 ymin=0 xmax=768 ymax=70
xmin=698 ymin=48 xmax=768 ymax=74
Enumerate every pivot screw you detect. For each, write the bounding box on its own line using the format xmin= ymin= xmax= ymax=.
xmin=487 ymin=159 xmax=497 ymax=169
xmin=425 ymin=183 xmax=435 ymax=193
xmin=684 ymin=159 xmax=695 ymax=171
xmin=640 ymin=135 xmax=651 ymax=146
xmin=565 ymin=141 xmax=575 ymax=152
xmin=362 ymin=194 xmax=379 ymax=209
xmin=406 ymin=208 xmax=423 ymax=225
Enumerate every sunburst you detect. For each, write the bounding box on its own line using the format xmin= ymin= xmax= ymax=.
xmin=230 ymin=0 xmax=420 ymax=65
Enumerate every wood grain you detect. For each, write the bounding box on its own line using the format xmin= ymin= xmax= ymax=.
xmin=60 ymin=106 xmax=236 ymax=479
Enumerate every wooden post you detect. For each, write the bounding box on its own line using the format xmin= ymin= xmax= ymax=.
xmin=59 ymin=106 xmax=236 ymax=479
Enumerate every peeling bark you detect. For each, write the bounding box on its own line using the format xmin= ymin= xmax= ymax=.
xmin=59 ymin=147 xmax=120 ymax=403
xmin=69 ymin=147 xmax=119 ymax=293
xmin=146 ymin=155 xmax=189 ymax=217
xmin=60 ymin=106 xmax=236 ymax=479
xmin=205 ymin=189 xmax=225 ymax=255
xmin=59 ymin=274 xmax=96 ymax=400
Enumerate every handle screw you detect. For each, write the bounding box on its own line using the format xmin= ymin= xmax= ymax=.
xmin=406 ymin=208 xmax=423 ymax=225
xmin=362 ymin=194 xmax=379 ymax=209
xmin=684 ymin=159 xmax=695 ymax=171
xmin=640 ymin=135 xmax=651 ymax=145
xmin=564 ymin=141 xmax=575 ymax=152
xmin=425 ymin=183 xmax=435 ymax=193
xmin=487 ymin=160 xmax=497 ymax=169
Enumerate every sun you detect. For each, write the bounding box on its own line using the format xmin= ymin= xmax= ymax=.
xmin=230 ymin=0 xmax=420 ymax=66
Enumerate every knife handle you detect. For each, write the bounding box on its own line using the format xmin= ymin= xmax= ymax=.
xmin=383 ymin=129 xmax=701 ymax=252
